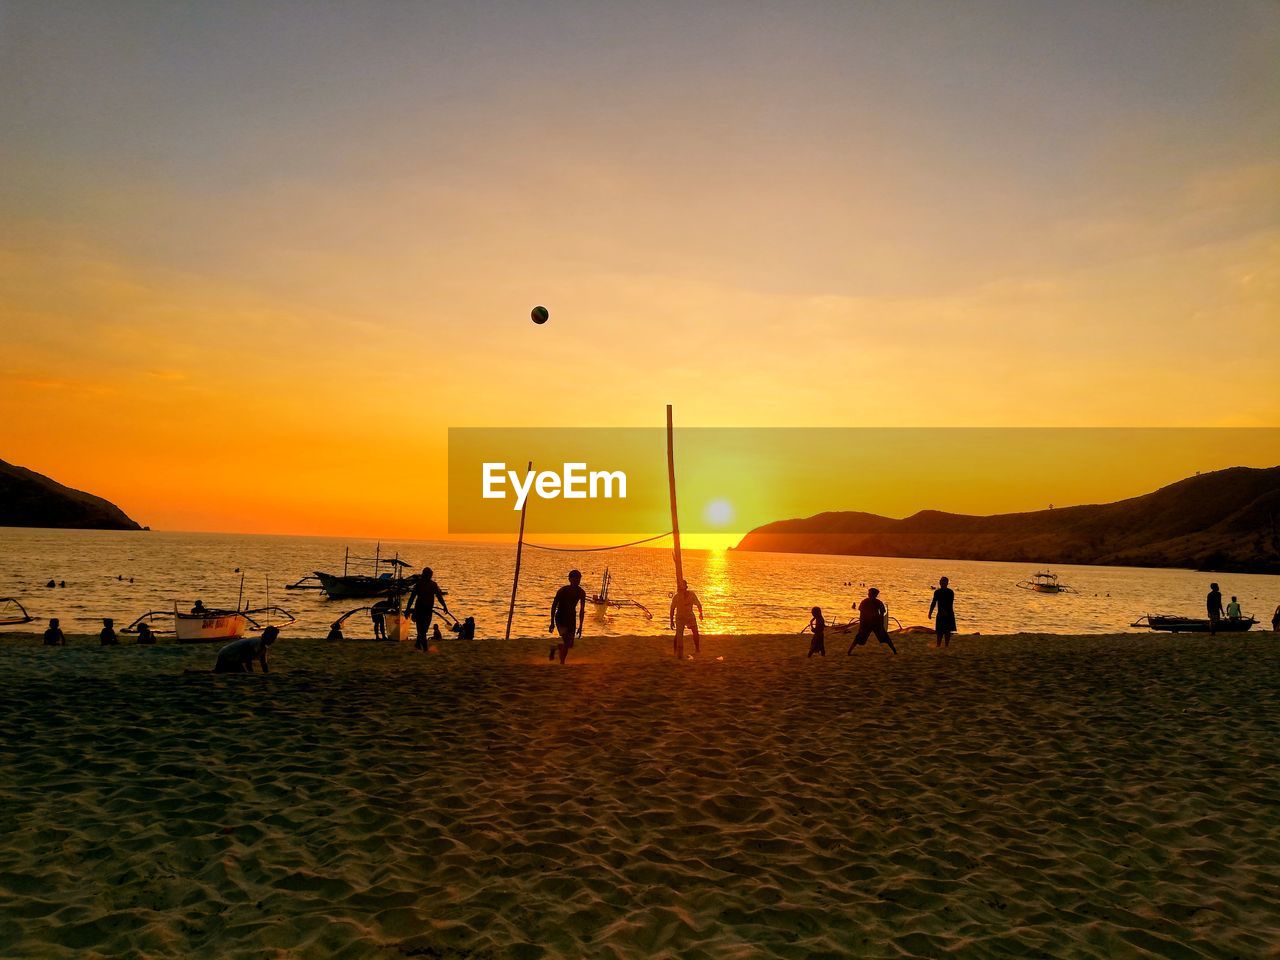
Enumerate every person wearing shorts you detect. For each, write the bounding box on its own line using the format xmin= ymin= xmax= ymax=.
xmin=669 ymin=579 xmax=704 ymax=658
xmin=549 ymin=570 xmax=586 ymax=664
xmin=847 ymin=588 xmax=898 ymax=655
xmin=928 ymin=576 xmax=957 ymax=648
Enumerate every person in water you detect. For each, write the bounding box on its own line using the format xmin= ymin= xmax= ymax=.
xmin=928 ymin=576 xmax=957 ymax=648
xmin=212 ymin=627 xmax=279 ymax=674
xmin=669 ymin=579 xmax=704 ymax=658
xmin=1226 ymin=596 xmax=1243 ymax=620
xmin=136 ymin=622 xmax=157 ymax=645
xmin=549 ymin=570 xmax=586 ymax=664
xmin=1207 ymin=583 xmax=1224 ymax=635
xmin=99 ymin=618 xmax=118 ymax=646
xmin=43 ymin=618 xmax=66 ymax=646
xmin=405 ymin=567 xmax=449 ymax=652
xmin=807 ymin=606 xmax=826 ymax=657
xmin=848 ymin=588 xmax=898 ymax=655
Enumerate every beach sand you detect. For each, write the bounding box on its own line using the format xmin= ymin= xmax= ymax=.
xmin=1 ymin=631 xmax=1276 ymax=959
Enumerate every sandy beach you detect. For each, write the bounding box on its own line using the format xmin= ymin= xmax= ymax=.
xmin=1 ymin=631 xmax=1276 ymax=959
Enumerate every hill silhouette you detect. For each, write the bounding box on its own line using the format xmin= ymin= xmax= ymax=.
xmin=0 ymin=459 xmax=143 ymax=531
xmin=734 ymin=466 xmax=1280 ymax=573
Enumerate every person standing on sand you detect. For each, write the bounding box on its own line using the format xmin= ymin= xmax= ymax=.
xmin=1272 ymin=604 xmax=1280 ymax=632
xmin=43 ymin=618 xmax=65 ymax=646
xmin=847 ymin=588 xmax=897 ymax=655
xmin=211 ymin=627 xmax=279 ymax=674
xmin=99 ymin=618 xmax=118 ymax=646
xmin=669 ymin=579 xmax=704 ymax=658
xmin=549 ymin=570 xmax=586 ymax=664
xmin=928 ymin=577 xmax=957 ymax=648
xmin=405 ymin=567 xmax=449 ymax=652
xmin=806 ymin=606 xmax=826 ymax=657
xmin=1207 ymin=583 xmax=1224 ymax=635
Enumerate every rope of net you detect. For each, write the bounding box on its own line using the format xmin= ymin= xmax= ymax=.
xmin=522 ymin=532 xmax=672 ymax=553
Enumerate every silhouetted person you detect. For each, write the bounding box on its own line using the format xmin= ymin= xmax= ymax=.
xmin=405 ymin=567 xmax=449 ymax=652
xmin=847 ymin=588 xmax=897 ymax=655
xmin=371 ymin=598 xmax=397 ymax=641
xmin=669 ymin=579 xmax=704 ymax=657
xmin=212 ymin=627 xmax=279 ymax=674
xmin=1207 ymin=583 xmax=1223 ymax=635
xmin=43 ymin=618 xmax=65 ymax=646
xmin=1272 ymin=604 xmax=1280 ymax=633
xmin=46 ymin=580 xmax=55 ymax=589
xmin=136 ymin=622 xmax=157 ymax=645
xmin=549 ymin=570 xmax=586 ymax=664
xmin=326 ymin=621 xmax=344 ymax=642
xmin=99 ymin=618 xmax=118 ymax=646
xmin=807 ymin=606 xmax=826 ymax=657
xmin=58 ymin=581 xmax=65 ymax=588
xmin=191 ymin=600 xmax=207 ymax=616
xmin=1226 ymin=596 xmax=1242 ymax=620
xmin=451 ymin=617 xmax=476 ymax=641
xmin=432 ymin=622 xmax=444 ymax=643
xmin=929 ymin=576 xmax=956 ymax=648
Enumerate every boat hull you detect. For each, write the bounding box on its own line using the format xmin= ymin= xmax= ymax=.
xmin=315 ymin=572 xmax=407 ymax=600
xmin=1143 ymin=617 xmax=1257 ymax=634
xmin=175 ymin=613 xmax=247 ymax=643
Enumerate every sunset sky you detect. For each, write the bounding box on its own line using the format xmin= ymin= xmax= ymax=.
xmin=2 ymin=1 xmax=1277 ymax=538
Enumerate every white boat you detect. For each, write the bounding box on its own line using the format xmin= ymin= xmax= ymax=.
xmin=1015 ymin=571 xmax=1077 ymax=594
xmin=174 ymin=605 xmax=248 ymax=643
xmin=125 ymin=601 xmax=296 ymax=644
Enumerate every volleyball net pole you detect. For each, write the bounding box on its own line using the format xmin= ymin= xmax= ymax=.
xmin=667 ymin=404 xmax=683 ymax=591
xmin=504 ymin=460 xmax=533 ymax=641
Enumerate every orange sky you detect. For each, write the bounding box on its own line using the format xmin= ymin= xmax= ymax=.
xmin=2 ymin=3 xmax=1277 ymax=539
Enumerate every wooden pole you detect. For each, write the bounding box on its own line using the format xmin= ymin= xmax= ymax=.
xmin=504 ymin=460 xmax=533 ymax=641
xmin=667 ymin=405 xmax=683 ymax=589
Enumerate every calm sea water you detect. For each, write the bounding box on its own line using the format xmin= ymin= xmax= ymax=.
xmin=2 ymin=528 xmax=1278 ymax=639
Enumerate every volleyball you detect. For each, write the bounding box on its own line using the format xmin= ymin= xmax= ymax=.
xmin=531 ymin=305 xmax=549 ymax=324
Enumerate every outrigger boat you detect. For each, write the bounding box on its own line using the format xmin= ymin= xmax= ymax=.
xmin=823 ymin=610 xmax=905 ymax=635
xmin=329 ymin=600 xmax=416 ymax=643
xmin=0 ymin=598 xmax=34 ymax=626
xmin=123 ymin=573 xmax=296 ymax=643
xmin=1131 ymin=614 xmax=1258 ymax=634
xmin=124 ymin=602 xmax=297 ymax=643
xmin=590 ymin=568 xmax=653 ymax=620
xmin=287 ymin=544 xmax=418 ymax=600
xmin=1016 ymin=571 xmax=1077 ymax=594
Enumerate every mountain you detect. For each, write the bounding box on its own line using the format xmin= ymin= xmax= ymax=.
xmin=734 ymin=466 xmax=1280 ymax=573
xmin=0 ymin=459 xmax=144 ymax=531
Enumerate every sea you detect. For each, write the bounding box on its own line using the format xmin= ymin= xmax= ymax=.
xmin=2 ymin=528 xmax=1278 ymax=639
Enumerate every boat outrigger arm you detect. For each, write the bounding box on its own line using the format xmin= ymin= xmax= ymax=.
xmin=284 ymin=575 xmax=324 ymax=591
xmin=0 ymin=598 xmax=34 ymax=626
xmin=123 ymin=605 xmax=297 ymax=634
